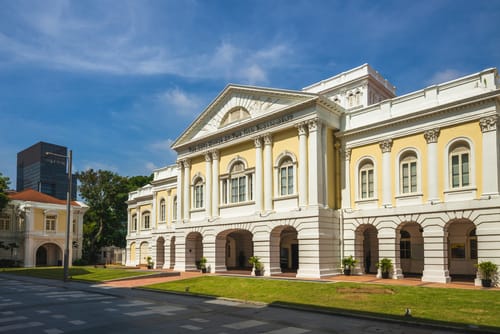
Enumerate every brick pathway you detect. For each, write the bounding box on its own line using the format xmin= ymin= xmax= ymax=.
xmin=102 ymin=269 xmax=498 ymax=290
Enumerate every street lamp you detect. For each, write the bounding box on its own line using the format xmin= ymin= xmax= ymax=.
xmin=46 ymin=149 xmax=72 ymax=282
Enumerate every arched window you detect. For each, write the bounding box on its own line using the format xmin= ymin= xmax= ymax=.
xmin=359 ymin=161 xmax=374 ymax=199
xmin=220 ymin=107 xmax=250 ymax=127
xmin=279 ymin=157 xmax=294 ymax=196
xmin=400 ymin=153 xmax=417 ymax=194
xmin=469 ymin=228 xmax=477 ymax=260
xmin=159 ymin=199 xmax=166 ymax=221
xmin=142 ymin=211 xmax=150 ymax=229
xmin=449 ymin=142 xmax=470 ymax=188
xmin=193 ymin=178 xmax=204 ymax=209
xmin=173 ymin=196 xmax=178 ymax=220
xmin=221 ymin=160 xmax=252 ymax=204
xmin=400 ymin=230 xmax=411 ymax=259
xmin=132 ymin=214 xmax=137 ymax=231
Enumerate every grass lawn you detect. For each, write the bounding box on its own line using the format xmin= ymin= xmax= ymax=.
xmin=145 ymin=276 xmax=500 ymax=331
xmin=1 ymin=266 xmax=152 ymax=282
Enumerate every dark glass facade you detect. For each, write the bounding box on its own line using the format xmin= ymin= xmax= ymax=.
xmin=16 ymin=142 xmax=77 ymax=200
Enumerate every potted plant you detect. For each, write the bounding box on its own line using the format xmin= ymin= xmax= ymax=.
xmin=199 ymin=256 xmax=207 ymax=273
xmin=376 ymin=258 xmax=393 ymax=279
xmin=477 ymin=261 xmax=498 ymax=287
xmin=146 ymin=256 xmax=154 ymax=269
xmin=248 ymin=256 xmax=263 ymax=276
xmin=341 ymin=255 xmax=357 ymax=275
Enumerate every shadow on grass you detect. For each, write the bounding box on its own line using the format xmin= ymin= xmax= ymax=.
xmin=267 ymin=300 xmax=500 ymax=334
xmin=1 ymin=267 xmax=91 ymax=280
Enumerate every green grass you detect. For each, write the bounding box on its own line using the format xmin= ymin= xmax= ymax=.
xmin=145 ymin=276 xmax=500 ymax=331
xmin=1 ymin=266 xmax=152 ymax=282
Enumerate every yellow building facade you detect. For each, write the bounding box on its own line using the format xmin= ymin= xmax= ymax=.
xmin=127 ymin=64 xmax=500 ymax=285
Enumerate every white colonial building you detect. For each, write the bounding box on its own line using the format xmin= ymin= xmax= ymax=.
xmin=0 ymin=189 xmax=88 ymax=267
xmin=126 ymin=64 xmax=500 ymax=286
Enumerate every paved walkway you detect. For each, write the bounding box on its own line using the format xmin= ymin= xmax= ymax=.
xmin=102 ymin=269 xmax=499 ymax=290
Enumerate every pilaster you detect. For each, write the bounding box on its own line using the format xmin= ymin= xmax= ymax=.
xmin=424 ymin=129 xmax=440 ymax=203
xmin=480 ymin=116 xmax=499 ymax=198
xmin=379 ymin=139 xmax=393 ymax=207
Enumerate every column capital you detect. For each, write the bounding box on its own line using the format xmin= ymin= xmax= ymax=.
xmin=176 ymin=161 xmax=183 ymax=170
xmin=183 ymin=159 xmax=191 ymax=168
xmin=308 ymin=118 xmax=319 ymax=132
xmin=296 ymin=122 xmax=308 ymax=136
xmin=344 ymin=148 xmax=352 ymax=161
xmin=379 ymin=139 xmax=393 ymax=153
xmin=204 ymin=152 xmax=212 ymax=162
xmin=263 ymin=133 xmax=273 ymax=145
xmin=424 ymin=128 xmax=440 ymax=144
xmin=254 ymin=137 xmax=262 ymax=148
xmin=479 ymin=115 xmax=498 ymax=133
xmin=211 ymin=150 xmax=219 ymax=160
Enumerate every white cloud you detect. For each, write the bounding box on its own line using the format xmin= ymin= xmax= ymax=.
xmin=145 ymin=161 xmax=158 ymax=171
xmin=425 ymin=69 xmax=465 ymax=86
xmin=157 ymin=88 xmax=201 ymax=117
xmin=240 ymin=64 xmax=267 ymax=85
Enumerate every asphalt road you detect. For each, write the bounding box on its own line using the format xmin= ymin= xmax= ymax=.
xmin=0 ymin=274 xmax=474 ymax=334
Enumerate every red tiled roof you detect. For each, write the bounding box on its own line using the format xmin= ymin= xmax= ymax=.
xmin=8 ymin=189 xmax=82 ymax=207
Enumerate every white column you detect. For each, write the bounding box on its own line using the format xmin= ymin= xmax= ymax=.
xmin=341 ymin=148 xmax=352 ymax=208
xmin=308 ymin=119 xmax=319 ymax=206
xmin=176 ymin=161 xmax=183 ymax=221
xmin=480 ymin=116 xmax=499 ymax=198
xmin=211 ymin=151 xmax=219 ymax=217
xmin=204 ymin=153 xmax=212 ymax=218
xmin=183 ymin=159 xmax=191 ymax=221
xmin=151 ymin=192 xmax=157 ymax=229
xmin=379 ymin=139 xmax=393 ymax=207
xmin=424 ymin=129 xmax=440 ymax=203
xmin=377 ymin=227 xmax=403 ymax=279
xmin=297 ymin=123 xmax=308 ymax=207
xmin=421 ymin=224 xmax=451 ymax=283
xmin=263 ymin=134 xmax=273 ymax=211
xmin=254 ymin=137 xmax=263 ymax=212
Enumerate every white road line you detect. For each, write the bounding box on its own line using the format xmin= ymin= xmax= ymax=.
xmin=44 ymin=328 xmax=64 ymax=334
xmin=264 ymin=327 xmax=310 ymax=334
xmin=0 ymin=322 xmax=43 ymax=332
xmin=180 ymin=325 xmax=202 ymax=331
xmin=0 ymin=316 xmax=27 ymax=323
xmin=223 ymin=320 xmax=267 ymax=329
xmin=0 ymin=302 xmax=21 ymax=307
xmin=69 ymin=320 xmax=86 ymax=325
xmin=124 ymin=310 xmax=158 ymax=317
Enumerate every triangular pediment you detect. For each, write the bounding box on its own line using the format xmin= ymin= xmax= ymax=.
xmin=172 ymin=85 xmax=319 ymax=149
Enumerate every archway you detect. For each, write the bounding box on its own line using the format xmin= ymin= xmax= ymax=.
xmin=139 ymin=242 xmax=149 ymax=265
xmin=355 ymin=224 xmax=379 ymax=274
xmin=397 ymin=222 xmax=424 ymax=276
xmin=35 ymin=243 xmax=62 ymax=267
xmin=169 ymin=236 xmax=176 ymax=269
xmin=215 ymin=229 xmax=253 ymax=272
xmin=270 ymin=225 xmax=299 ymax=275
xmin=447 ymin=219 xmax=477 ymax=280
xmin=185 ymin=232 xmax=203 ymax=271
xmin=156 ymin=237 xmax=165 ymax=269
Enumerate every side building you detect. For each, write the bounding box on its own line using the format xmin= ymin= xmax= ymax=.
xmin=126 ymin=64 xmax=500 ymax=285
xmin=0 ymin=189 xmax=88 ymax=267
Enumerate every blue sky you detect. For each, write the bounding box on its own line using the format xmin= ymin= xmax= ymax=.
xmin=1 ymin=0 xmax=499 ymax=187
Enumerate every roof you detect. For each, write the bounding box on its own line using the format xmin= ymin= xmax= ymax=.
xmin=8 ymin=189 xmax=83 ymax=207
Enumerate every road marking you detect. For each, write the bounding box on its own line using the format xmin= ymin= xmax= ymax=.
xmin=44 ymin=329 xmax=64 ymax=334
xmin=264 ymin=327 xmax=310 ymax=334
xmin=124 ymin=310 xmax=158 ymax=317
xmin=190 ymin=318 xmax=209 ymax=323
xmin=51 ymin=314 xmax=66 ymax=319
xmin=0 ymin=302 xmax=21 ymax=307
xmin=69 ymin=320 xmax=86 ymax=325
xmin=118 ymin=300 xmax=152 ymax=307
xmin=0 ymin=316 xmax=27 ymax=323
xmin=36 ymin=310 xmax=52 ymax=314
xmin=223 ymin=320 xmax=267 ymax=329
xmin=0 ymin=312 xmax=14 ymax=316
xmin=180 ymin=325 xmax=202 ymax=331
xmin=0 ymin=322 xmax=43 ymax=332
xmin=105 ymin=308 xmax=118 ymax=312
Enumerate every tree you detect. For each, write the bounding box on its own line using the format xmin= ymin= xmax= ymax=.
xmin=77 ymin=169 xmax=152 ymax=263
xmin=0 ymin=172 xmax=10 ymax=211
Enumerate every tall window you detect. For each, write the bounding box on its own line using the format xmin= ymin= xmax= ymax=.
xmin=359 ymin=161 xmax=374 ymax=199
xmin=279 ymin=157 xmax=294 ymax=196
xmin=400 ymin=154 xmax=417 ymax=194
xmin=0 ymin=214 xmax=9 ymax=231
xmin=193 ymin=178 xmax=204 ymax=209
xmin=173 ymin=196 xmax=178 ymax=220
xmin=142 ymin=212 xmax=150 ymax=229
xmin=222 ymin=161 xmax=252 ymax=204
xmin=160 ymin=199 xmax=166 ymax=221
xmin=450 ymin=145 xmax=470 ymax=188
xmin=469 ymin=228 xmax=477 ymax=260
xmin=132 ymin=214 xmax=138 ymax=231
xmin=45 ymin=215 xmax=56 ymax=232
xmin=400 ymin=230 xmax=411 ymax=259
